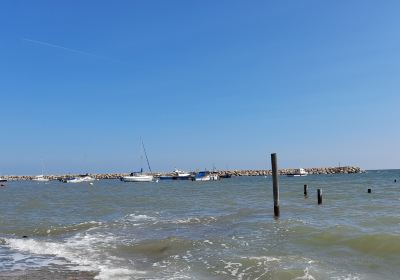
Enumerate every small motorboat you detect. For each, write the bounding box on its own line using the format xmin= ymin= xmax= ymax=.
xmin=287 ymin=168 xmax=308 ymax=177
xmin=159 ymin=169 xmax=193 ymax=180
xmin=0 ymin=177 xmax=7 ymax=183
xmin=173 ymin=169 xmax=192 ymax=178
xmin=32 ymin=175 xmax=50 ymax=182
xmin=65 ymin=174 xmax=95 ymax=183
xmin=194 ymin=171 xmax=219 ymax=181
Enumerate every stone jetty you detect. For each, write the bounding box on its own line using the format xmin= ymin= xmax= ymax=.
xmin=216 ymin=166 xmax=362 ymax=177
xmin=2 ymin=166 xmax=362 ymax=181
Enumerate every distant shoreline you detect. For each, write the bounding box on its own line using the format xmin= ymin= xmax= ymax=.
xmin=1 ymin=166 xmax=362 ymax=181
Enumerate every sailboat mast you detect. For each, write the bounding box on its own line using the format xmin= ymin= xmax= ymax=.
xmin=41 ymin=159 xmax=45 ymax=175
xmin=141 ymin=139 xmax=152 ymax=173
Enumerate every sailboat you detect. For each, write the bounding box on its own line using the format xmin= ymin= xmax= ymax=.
xmin=121 ymin=169 xmax=153 ymax=182
xmin=32 ymin=175 xmax=49 ymax=182
xmin=32 ymin=161 xmax=50 ymax=182
xmin=121 ymin=139 xmax=154 ymax=182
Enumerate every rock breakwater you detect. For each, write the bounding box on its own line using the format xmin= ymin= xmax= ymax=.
xmin=217 ymin=166 xmax=362 ymax=177
xmin=2 ymin=166 xmax=362 ymax=181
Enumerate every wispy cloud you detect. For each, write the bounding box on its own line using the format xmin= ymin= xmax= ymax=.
xmin=21 ymin=38 xmax=122 ymax=64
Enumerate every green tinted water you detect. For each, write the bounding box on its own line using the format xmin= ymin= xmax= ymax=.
xmin=0 ymin=170 xmax=399 ymax=279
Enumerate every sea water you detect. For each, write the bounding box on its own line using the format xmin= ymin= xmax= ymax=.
xmin=0 ymin=170 xmax=399 ymax=279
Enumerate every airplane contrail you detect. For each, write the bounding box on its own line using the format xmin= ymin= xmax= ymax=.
xmin=21 ymin=38 xmax=122 ymax=63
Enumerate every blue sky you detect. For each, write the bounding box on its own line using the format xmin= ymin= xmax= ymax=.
xmin=1 ymin=1 xmax=399 ymax=174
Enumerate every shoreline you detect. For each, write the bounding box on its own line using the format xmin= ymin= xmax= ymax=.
xmin=2 ymin=166 xmax=362 ymax=181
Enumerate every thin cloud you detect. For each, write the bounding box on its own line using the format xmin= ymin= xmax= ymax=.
xmin=21 ymin=38 xmax=122 ymax=64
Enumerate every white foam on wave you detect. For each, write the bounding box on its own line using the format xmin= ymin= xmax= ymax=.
xmin=74 ymin=220 xmax=103 ymax=227
xmin=332 ymin=274 xmax=361 ymax=280
xmin=4 ymin=232 xmax=145 ymax=280
xmin=174 ymin=217 xmax=202 ymax=224
xmin=123 ymin=213 xmax=219 ymax=228
xmin=294 ymin=267 xmax=316 ymax=280
xmin=44 ymin=220 xmax=102 ymax=234
xmin=223 ymin=261 xmax=243 ymax=276
xmin=125 ymin=214 xmax=157 ymax=222
xmin=242 ymin=256 xmax=280 ymax=262
xmin=114 ymin=213 xmax=159 ymax=229
xmin=170 ymin=216 xmax=217 ymax=225
xmin=0 ymin=247 xmax=66 ymax=271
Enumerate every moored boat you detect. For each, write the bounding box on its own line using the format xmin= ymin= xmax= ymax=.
xmin=34 ymin=161 xmax=49 ymax=182
xmin=287 ymin=168 xmax=308 ymax=177
xmin=121 ymin=172 xmax=154 ymax=182
xmin=194 ymin=171 xmax=219 ymax=181
xmin=32 ymin=175 xmax=50 ymax=182
xmin=65 ymin=174 xmax=95 ymax=183
xmin=159 ymin=169 xmax=193 ymax=180
xmin=0 ymin=177 xmax=7 ymax=182
xmin=122 ymin=139 xmax=155 ymax=183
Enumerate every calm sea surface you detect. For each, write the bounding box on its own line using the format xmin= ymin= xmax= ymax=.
xmin=1 ymin=170 xmax=399 ymax=279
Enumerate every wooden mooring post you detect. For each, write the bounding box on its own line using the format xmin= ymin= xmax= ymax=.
xmin=304 ymin=184 xmax=308 ymax=197
xmin=271 ymin=153 xmax=280 ymax=217
xmin=317 ymin=189 xmax=322 ymax=204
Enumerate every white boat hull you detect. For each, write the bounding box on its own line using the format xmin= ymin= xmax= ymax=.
xmin=287 ymin=168 xmax=308 ymax=177
xmin=66 ymin=179 xmax=83 ymax=183
xmin=33 ymin=178 xmax=50 ymax=182
xmin=66 ymin=176 xmax=95 ymax=183
xmin=32 ymin=175 xmax=49 ymax=182
xmin=195 ymin=174 xmax=219 ymax=181
xmin=195 ymin=177 xmax=210 ymax=181
xmin=122 ymin=175 xmax=154 ymax=182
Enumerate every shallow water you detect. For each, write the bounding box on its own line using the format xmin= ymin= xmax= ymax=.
xmin=0 ymin=170 xmax=399 ymax=279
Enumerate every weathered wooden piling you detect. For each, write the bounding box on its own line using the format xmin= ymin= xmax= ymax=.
xmin=317 ymin=189 xmax=322 ymax=204
xmin=304 ymin=184 xmax=308 ymax=197
xmin=367 ymin=188 xmax=371 ymax=193
xmin=271 ymin=153 xmax=280 ymax=217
